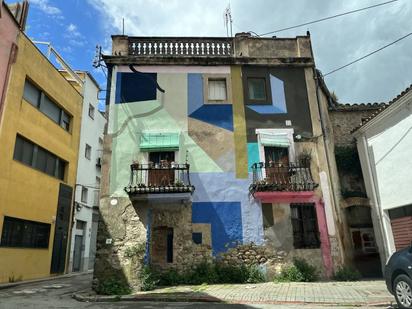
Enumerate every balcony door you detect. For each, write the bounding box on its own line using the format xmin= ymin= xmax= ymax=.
xmin=148 ymin=151 xmax=175 ymax=186
xmin=264 ymin=146 xmax=289 ymax=188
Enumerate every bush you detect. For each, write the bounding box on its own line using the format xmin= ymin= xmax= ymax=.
xmin=158 ymin=269 xmax=184 ymax=286
xmin=333 ymin=266 xmax=361 ymax=281
xmin=187 ymin=261 xmax=219 ymax=285
xmin=96 ymin=278 xmax=132 ymax=295
xmin=139 ymin=266 xmax=159 ymax=291
xmin=245 ymin=264 xmax=266 ymax=283
xmin=277 ymin=258 xmax=318 ymax=282
xmin=154 ymin=262 xmax=266 ymax=286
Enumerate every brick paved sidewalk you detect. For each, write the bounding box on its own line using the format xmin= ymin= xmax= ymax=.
xmin=74 ymin=280 xmax=394 ymax=306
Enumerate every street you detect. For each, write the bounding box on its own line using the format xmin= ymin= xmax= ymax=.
xmin=0 ymin=273 xmax=397 ymax=309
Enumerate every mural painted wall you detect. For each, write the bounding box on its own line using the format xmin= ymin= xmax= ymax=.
xmin=108 ymin=65 xmax=264 ymax=257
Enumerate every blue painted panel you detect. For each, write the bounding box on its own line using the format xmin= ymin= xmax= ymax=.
xmin=115 ymin=72 xmax=157 ymax=103
xmin=247 ymin=143 xmax=260 ymax=172
xmin=144 ymin=209 xmax=152 ymax=265
xmin=189 ymin=105 xmax=233 ymax=131
xmin=187 ymin=73 xmax=233 ymax=131
xmin=247 ymin=75 xmax=287 ymax=114
xmin=192 ymin=202 xmax=243 ymax=256
xmin=187 ymin=74 xmax=204 ymax=115
xmin=190 ymin=172 xmax=264 ymax=245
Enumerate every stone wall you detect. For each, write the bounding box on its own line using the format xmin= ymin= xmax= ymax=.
xmin=93 ymin=197 xmax=213 ymax=291
xmin=329 ymin=108 xmax=381 ymax=146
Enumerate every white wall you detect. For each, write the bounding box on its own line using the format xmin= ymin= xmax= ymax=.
xmin=69 ymin=73 xmax=106 ymax=272
xmin=356 ymin=91 xmax=412 ymax=262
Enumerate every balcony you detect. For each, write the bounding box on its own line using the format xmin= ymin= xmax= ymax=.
xmin=124 ymin=162 xmax=195 ymax=200
xmin=128 ymin=37 xmax=233 ymax=57
xmin=250 ymin=162 xmax=318 ymax=202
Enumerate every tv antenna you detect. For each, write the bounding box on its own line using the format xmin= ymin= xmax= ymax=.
xmin=223 ymin=3 xmax=233 ymax=37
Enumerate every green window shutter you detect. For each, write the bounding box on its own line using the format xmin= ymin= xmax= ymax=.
xmin=260 ymin=133 xmax=290 ymax=147
xmin=139 ymin=133 xmax=180 ymax=151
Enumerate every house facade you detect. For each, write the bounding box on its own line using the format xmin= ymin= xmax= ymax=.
xmin=329 ymin=102 xmax=385 ymax=277
xmin=353 ymin=85 xmax=412 ymax=268
xmin=95 ymin=33 xmax=346 ymax=290
xmin=60 ymin=71 xmax=106 ymax=273
xmin=71 ymin=72 xmax=105 ymax=273
xmin=0 ymin=1 xmax=21 ymax=127
xmin=0 ymin=30 xmax=82 ymax=282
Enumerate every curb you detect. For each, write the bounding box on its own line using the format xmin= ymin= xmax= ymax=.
xmin=0 ymin=270 xmax=93 ymax=290
xmin=72 ymin=293 xmax=219 ymax=303
xmin=72 ymin=293 xmax=392 ymax=306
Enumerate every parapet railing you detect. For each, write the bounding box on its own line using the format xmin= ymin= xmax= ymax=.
xmin=250 ymin=161 xmax=318 ymax=194
xmin=128 ymin=37 xmax=233 ymax=57
xmin=124 ymin=162 xmax=195 ymax=195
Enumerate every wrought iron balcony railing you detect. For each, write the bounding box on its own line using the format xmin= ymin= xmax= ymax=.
xmin=124 ymin=163 xmax=195 ymax=195
xmin=250 ymin=161 xmax=318 ymax=194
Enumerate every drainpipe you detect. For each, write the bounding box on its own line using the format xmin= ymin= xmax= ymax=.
xmin=312 ymin=69 xmax=345 ymax=266
xmin=360 ymin=135 xmax=389 ymax=264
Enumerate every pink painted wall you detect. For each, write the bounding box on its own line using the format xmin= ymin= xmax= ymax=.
xmin=0 ymin=3 xmax=20 ymax=123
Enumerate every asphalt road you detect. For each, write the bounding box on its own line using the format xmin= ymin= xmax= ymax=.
xmin=0 ymin=273 xmax=396 ymax=309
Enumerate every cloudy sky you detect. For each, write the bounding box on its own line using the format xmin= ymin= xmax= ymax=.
xmin=19 ymin=0 xmax=412 ymax=104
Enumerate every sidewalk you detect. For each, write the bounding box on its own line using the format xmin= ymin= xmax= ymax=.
xmin=73 ymin=280 xmax=394 ymax=306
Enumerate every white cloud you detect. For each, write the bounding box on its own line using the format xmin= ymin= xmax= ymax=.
xmin=30 ymin=0 xmax=61 ymax=16
xmin=87 ymin=0 xmax=412 ymax=103
xmin=64 ymin=23 xmax=87 ymax=46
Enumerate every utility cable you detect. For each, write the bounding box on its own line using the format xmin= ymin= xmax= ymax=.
xmin=323 ymin=31 xmax=412 ymax=76
xmin=258 ymin=0 xmax=399 ymax=36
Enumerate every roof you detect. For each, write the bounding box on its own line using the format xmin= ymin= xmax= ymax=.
xmin=351 ymin=84 xmax=412 ymax=133
xmin=330 ymin=102 xmax=387 ymax=112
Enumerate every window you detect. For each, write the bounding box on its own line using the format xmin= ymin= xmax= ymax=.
xmin=264 ymin=146 xmax=289 ymax=164
xmin=40 ymin=95 xmax=61 ymax=123
xmin=85 ymin=144 xmax=91 ymax=160
xmin=76 ymin=220 xmax=86 ymax=231
xmin=88 ymin=104 xmax=95 ymax=119
xmin=22 ymin=79 xmax=72 ymax=131
xmin=208 ymin=79 xmax=227 ymax=101
xmin=203 ymin=74 xmax=231 ymax=104
xmin=148 ymin=151 xmax=175 ymax=186
xmin=290 ymin=204 xmax=320 ymax=249
xmin=247 ymin=77 xmax=267 ymax=101
xmin=0 ymin=216 xmax=51 ymax=248
xmin=23 ymin=80 xmax=41 ymax=107
xmin=149 ymin=151 xmax=175 ymax=165
xmin=13 ymin=135 xmax=67 ymax=180
xmin=81 ymin=187 xmax=88 ymax=203
xmin=192 ymin=232 xmax=202 ymax=245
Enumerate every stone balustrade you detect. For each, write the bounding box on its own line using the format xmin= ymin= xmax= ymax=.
xmin=128 ymin=37 xmax=233 ymax=57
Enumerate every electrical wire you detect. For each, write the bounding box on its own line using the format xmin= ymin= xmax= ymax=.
xmin=258 ymin=0 xmax=399 ymax=36
xmin=323 ymin=31 xmax=412 ymax=76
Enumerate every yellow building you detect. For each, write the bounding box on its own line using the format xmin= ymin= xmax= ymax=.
xmin=0 ymin=32 xmax=82 ymax=283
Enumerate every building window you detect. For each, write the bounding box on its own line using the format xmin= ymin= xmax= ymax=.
xmin=208 ymin=79 xmax=227 ymax=101
xmin=85 ymin=144 xmax=91 ymax=160
xmin=88 ymin=104 xmax=95 ymax=119
xmin=13 ymin=135 xmax=67 ymax=180
xmin=81 ymin=186 xmax=88 ymax=203
xmin=192 ymin=232 xmax=202 ymax=245
xmin=290 ymin=203 xmax=320 ymax=249
xmin=0 ymin=216 xmax=51 ymax=249
xmin=247 ymin=77 xmax=267 ymax=102
xmin=203 ymin=74 xmax=231 ymax=104
xmin=23 ymin=79 xmax=72 ymax=132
